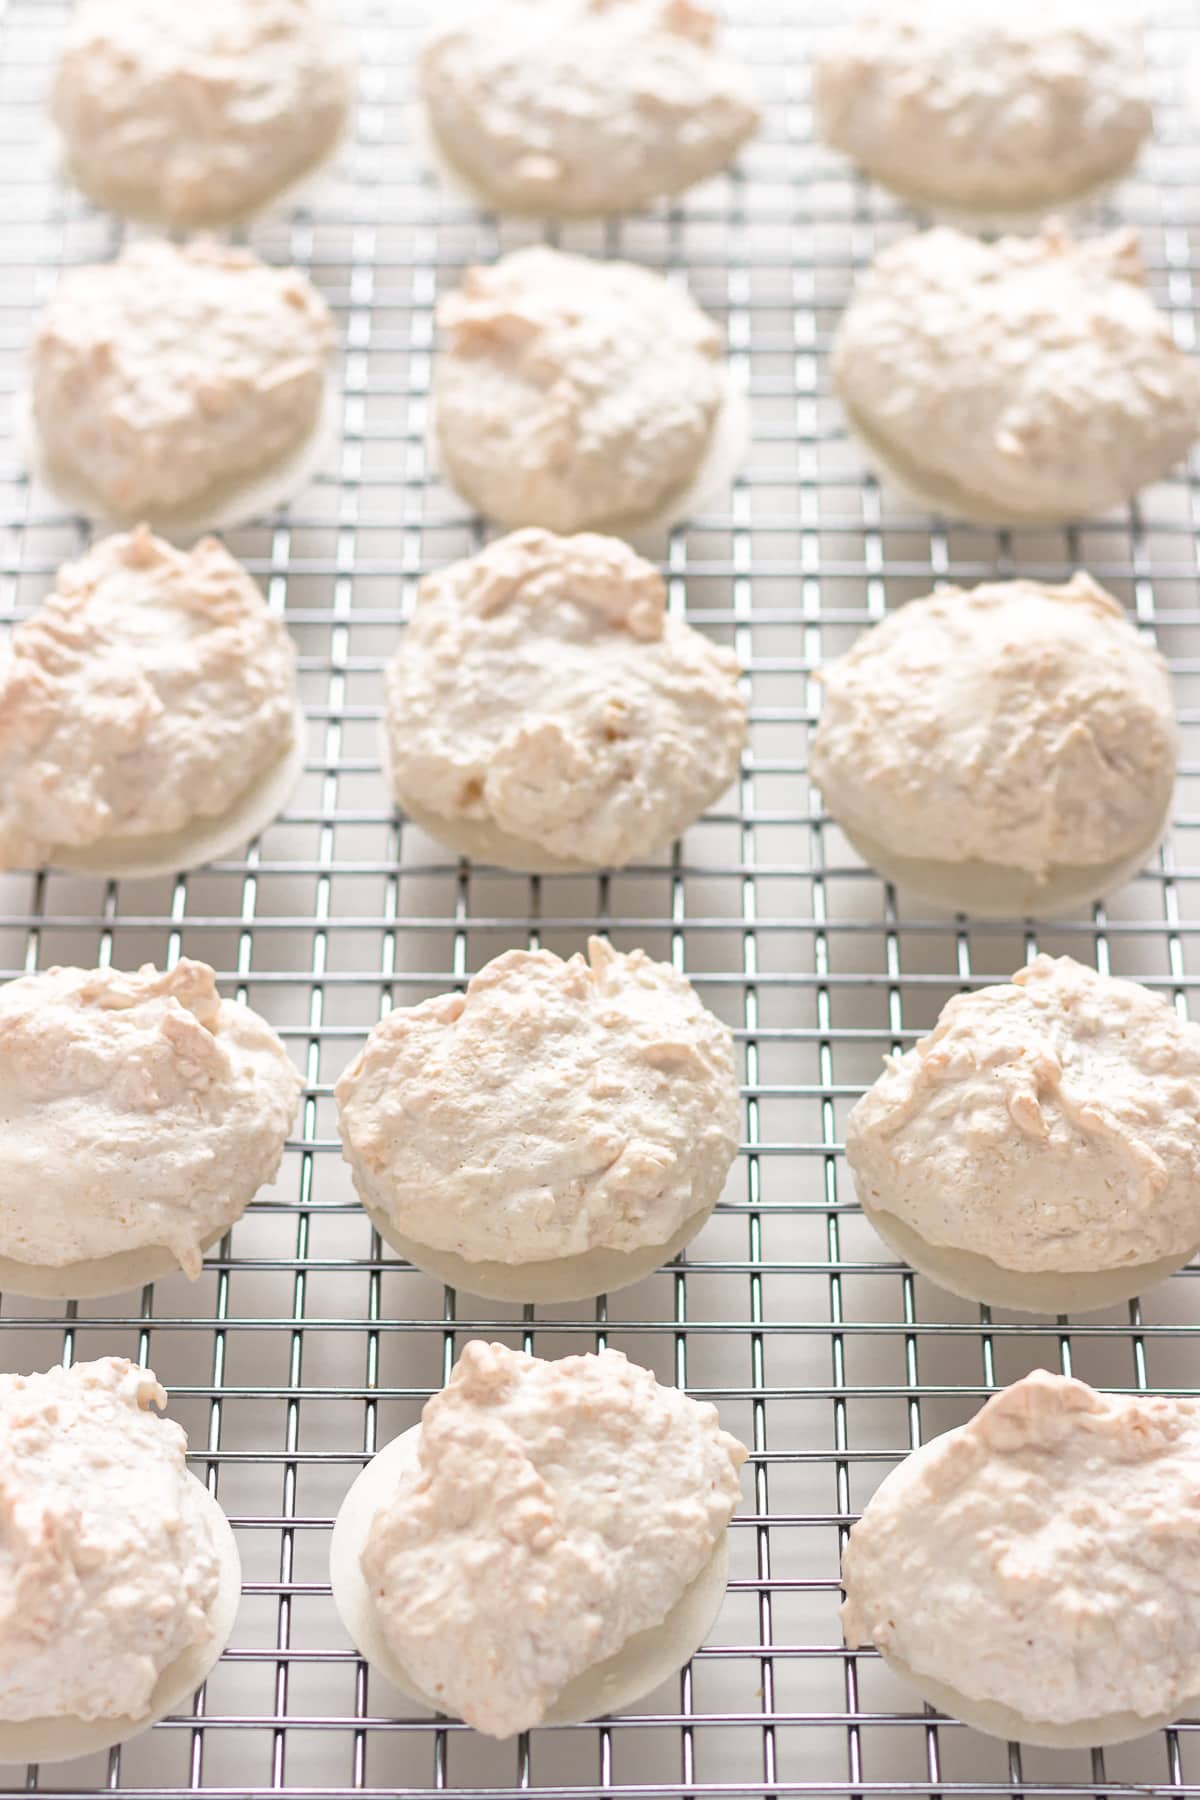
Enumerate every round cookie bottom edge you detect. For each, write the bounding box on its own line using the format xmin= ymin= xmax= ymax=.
xmin=836 ymin=154 xmax=1137 ymax=237
xmin=19 ymin=375 xmax=342 ymax=543
xmin=329 ymin=1424 xmax=731 ymax=1736
xmin=861 ymin=1198 xmax=1196 ymax=1316
xmin=51 ymin=100 xmax=353 ymax=232
xmin=879 ymin=1646 xmax=1192 ymax=1751
xmin=389 ymin=792 xmax=602 ymax=873
xmin=430 ymin=375 xmax=749 ymax=544
xmin=381 ymin=724 xmax=737 ymax=877
xmin=835 ymin=812 xmax=1172 ymax=921
xmin=379 ymin=726 xmax=600 ymax=873
xmin=416 ymin=103 xmax=741 ymax=222
xmin=45 ymin=704 xmax=308 ymax=883
xmin=0 ymin=1222 xmax=232 ymax=1302
xmin=362 ymin=1194 xmax=717 ymax=1304
xmin=840 ymin=398 xmax=1118 ymax=530
xmin=0 ymin=1479 xmax=241 ymax=1765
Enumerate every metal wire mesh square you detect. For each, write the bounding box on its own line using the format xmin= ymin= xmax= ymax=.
xmin=3 ymin=1 xmax=1200 ymax=1794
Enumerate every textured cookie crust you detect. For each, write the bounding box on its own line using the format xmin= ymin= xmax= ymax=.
xmin=815 ymin=5 xmax=1151 ymax=211
xmin=832 ymin=224 xmax=1200 ymax=523
xmin=0 ymin=1359 xmax=221 ymax=1724
xmin=30 ymin=240 xmax=334 ymax=519
xmin=332 ymin=1423 xmax=732 ymax=1730
xmin=335 ymin=937 xmax=740 ymax=1265
xmin=384 ymin=528 xmax=745 ymax=869
xmin=0 ymin=961 xmax=302 ymax=1276
xmin=421 ymin=0 xmax=758 ymax=216
xmin=358 ymin=1342 xmax=746 ymax=1737
xmin=0 ymin=528 xmax=298 ymax=870
xmin=847 ymin=954 xmax=1200 ymax=1274
xmin=842 ymin=1370 xmax=1200 ymax=1732
xmin=810 ymin=574 xmax=1177 ymax=881
xmin=433 ymin=247 xmax=726 ymax=531
xmin=52 ymin=0 xmax=351 ymax=226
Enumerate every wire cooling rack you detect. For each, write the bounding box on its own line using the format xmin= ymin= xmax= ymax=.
xmin=4 ymin=2 xmax=1200 ymax=1796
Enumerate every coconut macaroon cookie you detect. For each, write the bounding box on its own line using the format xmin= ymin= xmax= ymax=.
xmin=814 ymin=4 xmax=1152 ymax=217
xmin=810 ymin=574 xmax=1177 ymax=917
xmin=384 ymin=529 xmax=746 ymax=871
xmin=331 ymin=1341 xmax=747 ymax=1737
xmin=28 ymin=239 xmax=335 ymax=531
xmin=0 ymin=1358 xmax=240 ymax=1765
xmin=0 ymin=528 xmax=302 ymax=879
xmin=420 ymin=0 xmax=759 ymax=216
xmin=847 ymin=955 xmax=1200 ymax=1314
xmin=51 ymin=0 xmax=352 ymax=227
xmin=842 ymin=1370 xmax=1200 ymax=1747
xmin=335 ymin=938 xmax=740 ymax=1302
xmin=0 ymin=959 xmax=302 ymax=1298
xmin=832 ymin=224 xmax=1200 ymax=524
xmin=433 ymin=247 xmax=734 ymax=533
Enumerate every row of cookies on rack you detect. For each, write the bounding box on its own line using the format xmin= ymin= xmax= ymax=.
xmin=9 ymin=931 xmax=1200 ymax=1758
xmin=10 ymin=939 xmax=1199 ymax=1315
xmin=2 ymin=526 xmax=1184 ymax=924
xmin=7 ymin=921 xmax=1200 ymax=1751
xmin=50 ymin=1 xmax=1153 ymax=226
xmin=26 ymin=218 xmax=1199 ymax=547
xmin=15 ymin=1353 xmax=1200 ymax=1756
xmin=0 ymin=1345 xmax=745 ymax=1760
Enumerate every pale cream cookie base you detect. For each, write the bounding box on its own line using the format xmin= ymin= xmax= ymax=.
xmin=0 ymin=1223 xmax=231 ymax=1302
xmin=392 ymin=793 xmax=601 ymax=873
xmin=417 ymin=102 xmax=728 ymax=221
xmin=362 ymin=1193 xmax=715 ymax=1304
xmin=330 ymin=1424 xmax=731 ymax=1737
xmin=835 ymin=806 xmax=1173 ymax=921
xmin=430 ymin=375 xmax=749 ymax=543
xmin=879 ymin=1647 xmax=1192 ymax=1751
xmin=418 ymin=103 xmax=568 ymax=216
xmin=18 ymin=376 xmax=341 ymax=543
xmin=840 ymin=398 xmax=1111 ymax=529
xmin=52 ymin=99 xmax=352 ymax=230
xmin=379 ymin=725 xmax=598 ymax=873
xmin=42 ymin=704 xmax=307 ymax=883
xmin=861 ymin=1197 xmax=1196 ymax=1316
xmin=844 ymin=156 xmax=1135 ymax=236
xmin=0 ymin=1480 xmax=241 ymax=1766
xmin=382 ymin=722 xmax=731 ymax=874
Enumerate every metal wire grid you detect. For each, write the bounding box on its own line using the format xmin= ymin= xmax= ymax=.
xmin=3 ymin=2 xmax=1200 ymax=1797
